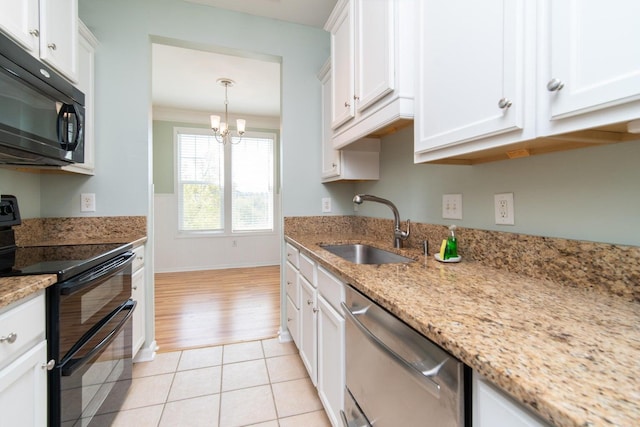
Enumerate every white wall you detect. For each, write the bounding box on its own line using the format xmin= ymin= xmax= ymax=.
xmin=353 ymin=126 xmax=640 ymax=246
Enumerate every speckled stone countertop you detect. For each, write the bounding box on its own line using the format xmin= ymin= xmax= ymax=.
xmin=0 ymin=216 xmax=147 ymax=310
xmin=285 ymin=231 xmax=640 ymax=427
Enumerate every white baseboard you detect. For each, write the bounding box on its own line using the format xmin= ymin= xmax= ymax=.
xmin=278 ymin=328 xmax=292 ymax=343
xmin=133 ymin=340 xmax=158 ymax=363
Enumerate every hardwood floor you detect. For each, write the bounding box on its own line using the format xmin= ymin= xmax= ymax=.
xmin=154 ymin=265 xmax=281 ymax=353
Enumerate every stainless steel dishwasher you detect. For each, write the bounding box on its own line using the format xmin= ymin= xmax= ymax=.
xmin=341 ymin=285 xmax=468 ymax=427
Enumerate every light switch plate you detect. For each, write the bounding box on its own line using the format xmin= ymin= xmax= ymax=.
xmin=442 ymin=194 xmax=462 ymax=220
xmin=322 ymin=197 xmax=332 ymax=213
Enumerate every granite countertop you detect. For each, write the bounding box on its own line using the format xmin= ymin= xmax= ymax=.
xmin=285 ymin=232 xmax=640 ymax=427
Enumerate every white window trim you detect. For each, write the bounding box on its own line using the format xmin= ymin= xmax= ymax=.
xmin=174 ymin=126 xmax=279 ymax=237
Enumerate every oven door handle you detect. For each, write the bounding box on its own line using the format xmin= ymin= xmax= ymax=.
xmin=341 ymin=302 xmax=443 ymax=397
xmin=60 ymin=251 xmax=134 ymax=296
xmin=60 ymin=299 xmax=136 ymax=376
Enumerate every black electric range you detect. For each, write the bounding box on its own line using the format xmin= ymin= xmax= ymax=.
xmin=1 ymin=195 xmax=137 ymax=426
xmin=0 ymin=195 xmax=131 ymax=280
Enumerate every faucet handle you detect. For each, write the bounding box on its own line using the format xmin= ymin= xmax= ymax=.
xmin=396 ymin=219 xmax=410 ymax=240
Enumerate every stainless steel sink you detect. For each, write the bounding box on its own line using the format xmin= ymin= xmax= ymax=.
xmin=320 ymin=244 xmax=414 ymax=265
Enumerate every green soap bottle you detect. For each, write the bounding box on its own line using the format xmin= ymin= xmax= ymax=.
xmin=445 ymin=224 xmax=457 ymax=259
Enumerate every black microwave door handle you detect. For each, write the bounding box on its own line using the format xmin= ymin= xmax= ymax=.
xmin=56 ymin=103 xmax=81 ymax=151
xmin=61 ymin=299 xmax=136 ymax=377
xmin=60 ymin=252 xmax=135 ymax=296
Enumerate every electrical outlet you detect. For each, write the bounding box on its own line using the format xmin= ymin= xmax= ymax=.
xmin=494 ymin=193 xmax=514 ymax=225
xmin=80 ymin=193 xmax=96 ymax=212
xmin=442 ymin=194 xmax=462 ymax=220
xmin=322 ymin=197 xmax=332 ymax=213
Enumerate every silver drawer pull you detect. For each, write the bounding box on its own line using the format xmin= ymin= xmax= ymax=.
xmin=0 ymin=332 xmax=17 ymax=343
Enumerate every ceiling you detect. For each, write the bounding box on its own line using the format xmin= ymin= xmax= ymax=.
xmin=152 ymin=0 xmax=337 ymax=121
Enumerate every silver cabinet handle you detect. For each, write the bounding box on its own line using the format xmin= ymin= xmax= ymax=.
xmin=547 ymin=78 xmax=564 ymax=92
xmin=42 ymin=359 xmax=55 ymax=371
xmin=132 ymin=285 xmax=138 ymax=290
xmin=344 ymin=101 xmax=350 ymax=108
xmin=498 ymin=98 xmax=512 ymax=109
xmin=312 ymin=307 xmax=318 ymax=313
xmin=287 ymin=317 xmax=293 ymax=322
xmin=0 ymin=332 xmax=17 ymax=343
xmin=29 ymin=29 xmax=39 ymax=37
xmin=307 ymin=299 xmax=313 ymax=305
xmin=48 ymin=43 xmax=57 ymax=50
xmin=286 ymin=280 xmax=292 ymax=286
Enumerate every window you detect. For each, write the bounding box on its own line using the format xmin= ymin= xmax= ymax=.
xmin=176 ymin=127 xmax=275 ymax=234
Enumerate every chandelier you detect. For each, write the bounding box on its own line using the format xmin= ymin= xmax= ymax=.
xmin=210 ymin=78 xmax=246 ymax=144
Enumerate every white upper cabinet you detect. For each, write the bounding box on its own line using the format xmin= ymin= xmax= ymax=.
xmin=0 ymin=0 xmax=40 ymax=53
xmin=39 ymin=0 xmax=78 ymax=81
xmin=0 ymin=0 xmax=79 ymax=82
xmin=415 ymin=0 xmax=535 ymax=163
xmin=538 ymin=0 xmax=640 ymax=135
xmin=318 ymin=58 xmax=380 ymax=182
xmin=325 ymin=0 xmax=414 ymax=149
xmin=354 ymin=0 xmax=394 ymax=113
xmin=414 ymin=0 xmax=640 ymax=164
xmin=329 ymin=2 xmax=354 ymax=129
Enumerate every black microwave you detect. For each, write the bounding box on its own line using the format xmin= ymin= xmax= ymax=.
xmin=0 ymin=31 xmax=85 ymax=166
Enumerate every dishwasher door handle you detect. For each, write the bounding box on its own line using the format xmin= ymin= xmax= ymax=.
xmin=341 ymin=302 xmax=443 ymax=398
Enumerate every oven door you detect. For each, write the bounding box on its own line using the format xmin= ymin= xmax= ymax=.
xmin=59 ymin=299 xmax=135 ymax=426
xmin=48 ymin=251 xmax=135 ymax=427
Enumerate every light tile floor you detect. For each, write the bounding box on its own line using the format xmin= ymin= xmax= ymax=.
xmin=98 ymin=338 xmax=331 ymax=427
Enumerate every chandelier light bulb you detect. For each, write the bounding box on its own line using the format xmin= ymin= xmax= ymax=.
xmin=210 ymin=115 xmax=221 ymax=131
xmin=237 ymin=119 xmax=246 ymax=135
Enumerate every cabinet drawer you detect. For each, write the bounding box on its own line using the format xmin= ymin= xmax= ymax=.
xmin=285 ymin=243 xmax=299 ymax=268
xmin=0 ymin=292 xmax=45 ymax=369
xmin=317 ymin=266 xmax=345 ymax=312
xmin=132 ymin=245 xmax=145 ymax=272
xmin=286 ymin=296 xmax=300 ymax=346
xmin=299 ymin=253 xmax=316 ymax=285
xmin=285 ymin=262 xmax=299 ymax=308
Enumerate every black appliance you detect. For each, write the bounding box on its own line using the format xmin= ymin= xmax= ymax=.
xmin=0 ymin=196 xmax=135 ymax=426
xmin=0 ymin=31 xmax=84 ymax=166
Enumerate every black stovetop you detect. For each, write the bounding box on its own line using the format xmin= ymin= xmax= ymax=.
xmin=0 ymin=242 xmax=132 ymax=281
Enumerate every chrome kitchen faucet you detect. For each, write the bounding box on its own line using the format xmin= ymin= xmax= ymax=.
xmin=353 ymin=194 xmax=410 ymax=248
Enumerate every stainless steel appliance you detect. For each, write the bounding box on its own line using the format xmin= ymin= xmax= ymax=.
xmin=341 ymin=285 xmax=468 ymax=427
xmin=0 ymin=31 xmax=84 ymax=166
xmin=0 ymin=196 xmax=135 ymax=426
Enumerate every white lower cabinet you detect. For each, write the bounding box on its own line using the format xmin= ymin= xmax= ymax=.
xmin=131 ymin=245 xmax=146 ymax=358
xmin=284 ymin=243 xmax=346 ymax=427
xmin=299 ymin=275 xmax=317 ymax=385
xmin=473 ymin=371 xmax=552 ymax=427
xmin=317 ymin=294 xmax=345 ymax=427
xmin=0 ymin=292 xmax=48 ymax=427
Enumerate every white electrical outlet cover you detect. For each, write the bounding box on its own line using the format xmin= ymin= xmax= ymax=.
xmin=494 ymin=193 xmax=514 ymax=225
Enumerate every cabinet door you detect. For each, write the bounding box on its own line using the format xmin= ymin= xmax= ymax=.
xmin=38 ymin=0 xmax=78 ymax=81
xmin=299 ymin=277 xmax=317 ymax=385
xmin=320 ymin=61 xmax=341 ymax=178
xmin=0 ymin=340 xmax=47 ymax=427
xmin=317 ymin=296 xmax=345 ymax=427
xmin=330 ymin=1 xmax=355 ymax=129
xmin=131 ymin=267 xmax=146 ymax=357
xmin=545 ymin=0 xmax=640 ymax=121
xmin=354 ymin=0 xmax=394 ymax=112
xmin=415 ymin=0 xmax=526 ymax=153
xmin=0 ymin=0 xmax=39 ymax=53
xmin=473 ymin=372 xmax=551 ymax=427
